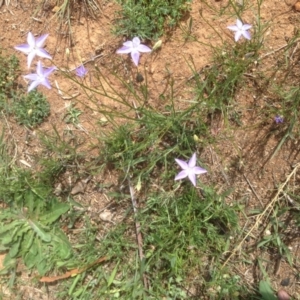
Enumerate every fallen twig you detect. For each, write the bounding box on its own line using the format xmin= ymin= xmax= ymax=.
xmin=243 ymin=174 xmax=264 ymax=207
xmin=128 ymin=179 xmax=149 ymax=290
xmin=69 ymin=54 xmax=105 ymax=72
xmin=258 ymin=38 xmax=300 ymax=61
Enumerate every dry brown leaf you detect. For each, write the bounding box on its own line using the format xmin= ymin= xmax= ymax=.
xmin=71 ymin=181 xmax=86 ymax=195
xmin=39 ymin=256 xmax=108 ymax=283
xmin=52 ymin=6 xmax=60 ymax=13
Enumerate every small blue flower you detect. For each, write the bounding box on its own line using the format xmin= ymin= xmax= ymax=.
xmin=227 ymin=19 xmax=252 ymax=42
xmin=24 ymin=61 xmax=56 ymax=92
xmin=275 ymin=115 xmax=284 ymax=124
xmin=14 ymin=32 xmax=52 ymax=68
xmin=116 ymin=37 xmax=151 ymax=66
xmin=175 ymin=153 xmax=207 ymax=187
xmin=75 ymin=64 xmax=88 ymax=78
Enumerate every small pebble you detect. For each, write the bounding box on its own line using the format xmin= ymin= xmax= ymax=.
xmin=136 ymin=73 xmax=144 ymax=83
xmin=277 ymin=289 xmax=290 ymax=300
xmin=99 ymin=210 xmax=114 ymax=223
xmin=280 ymin=278 xmax=290 ymax=287
xmin=294 ymin=1 xmax=300 ymax=10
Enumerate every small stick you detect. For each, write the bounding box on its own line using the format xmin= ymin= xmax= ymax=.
xmin=55 ymin=80 xmax=80 ymax=100
xmin=243 ymin=174 xmax=264 ymax=207
xmin=132 ymin=100 xmax=141 ymax=119
xmin=69 ymin=54 xmax=104 ymax=72
xmin=128 ymin=179 xmax=149 ymax=290
xmin=31 ymin=17 xmax=42 ymax=23
xmin=258 ymin=38 xmax=300 ymax=60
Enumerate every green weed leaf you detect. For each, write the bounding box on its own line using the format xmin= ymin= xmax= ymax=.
xmin=259 ymin=280 xmax=277 ymax=300
xmin=28 ymin=220 xmax=51 ymax=242
xmin=108 ymin=262 xmax=119 ymax=287
xmin=8 ymin=237 xmax=21 ymax=258
xmin=39 ymin=202 xmax=70 ymax=224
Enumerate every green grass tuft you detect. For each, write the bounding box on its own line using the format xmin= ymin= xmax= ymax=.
xmin=114 ymin=0 xmax=191 ymax=40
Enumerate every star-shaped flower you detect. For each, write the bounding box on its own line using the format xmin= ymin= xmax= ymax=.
xmin=24 ymin=61 xmax=56 ymax=92
xmin=227 ymin=19 xmax=252 ymax=42
xmin=275 ymin=115 xmax=284 ymax=124
xmin=175 ymin=153 xmax=207 ymax=187
xmin=116 ymin=37 xmax=151 ymax=66
xmin=14 ymin=32 xmax=52 ymax=68
xmin=75 ymin=64 xmax=88 ymax=78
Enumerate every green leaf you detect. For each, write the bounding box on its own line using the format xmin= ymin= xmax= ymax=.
xmin=28 ymin=220 xmax=51 ymax=242
xmin=0 ymin=211 xmax=18 ymax=221
xmin=25 ymin=190 xmax=35 ymax=214
xmin=37 ymin=258 xmax=48 ymax=275
xmin=39 ymin=203 xmax=70 ymax=224
xmin=259 ymin=280 xmax=277 ymax=300
xmin=24 ymin=241 xmax=39 ymax=269
xmin=1 ymin=225 xmax=22 ymax=245
xmin=8 ymin=237 xmax=21 ymax=258
xmin=108 ymin=263 xmax=119 ymax=287
xmin=23 ymin=231 xmax=35 ymax=251
xmin=0 ymin=220 xmax=22 ymax=235
xmin=2 ymin=255 xmax=16 ymax=271
xmin=257 ymin=236 xmax=273 ymax=248
xmin=52 ymin=230 xmax=72 ymax=259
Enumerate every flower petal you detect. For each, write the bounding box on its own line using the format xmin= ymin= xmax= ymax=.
xmin=175 ymin=170 xmax=188 ymax=181
xmin=27 ymin=80 xmax=40 ymax=92
xmin=131 ymin=50 xmax=140 ymax=66
xmin=187 ymin=172 xmax=197 ymax=187
xmin=235 ymin=31 xmax=242 ymax=42
xmin=27 ymin=32 xmax=35 ymax=47
xmin=175 ymin=158 xmax=188 ymax=170
xmin=116 ymin=46 xmax=133 ymax=54
xmin=137 ymin=44 xmax=152 ymax=53
xmin=242 ymin=24 xmax=252 ymax=30
xmin=193 ymin=166 xmax=207 ymax=175
xmin=43 ymin=66 xmax=56 ymax=77
xmin=242 ymin=31 xmax=251 ymax=40
xmin=27 ymin=51 xmax=36 ymax=68
xmin=132 ymin=37 xmax=141 ymax=46
xmin=40 ymin=78 xmax=52 ymax=89
xmin=123 ymin=41 xmax=133 ymax=48
xmin=24 ymin=74 xmax=39 ymax=81
xmin=75 ymin=65 xmax=87 ymax=77
xmin=14 ymin=44 xmax=31 ymax=54
xmin=36 ymin=34 xmax=49 ymax=48
xmin=236 ymin=19 xmax=243 ymax=29
xmin=36 ymin=48 xmax=52 ymax=60
xmin=227 ymin=25 xmax=238 ymax=31
xmin=188 ymin=153 xmax=197 ymax=168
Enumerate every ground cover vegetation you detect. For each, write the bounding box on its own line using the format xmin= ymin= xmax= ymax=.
xmin=0 ymin=0 xmax=300 ymax=299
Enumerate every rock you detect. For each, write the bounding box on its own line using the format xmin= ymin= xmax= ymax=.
xmin=277 ymin=290 xmax=290 ymax=300
xmin=294 ymin=1 xmax=300 ymax=10
xmin=280 ymin=278 xmax=290 ymax=287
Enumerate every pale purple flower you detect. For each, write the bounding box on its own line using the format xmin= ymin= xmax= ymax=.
xmin=14 ymin=32 xmax=52 ymax=68
xmin=275 ymin=115 xmax=284 ymax=124
xmin=116 ymin=37 xmax=151 ymax=66
xmin=75 ymin=64 xmax=88 ymax=78
xmin=175 ymin=153 xmax=207 ymax=187
xmin=227 ymin=19 xmax=252 ymax=42
xmin=24 ymin=61 xmax=56 ymax=92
